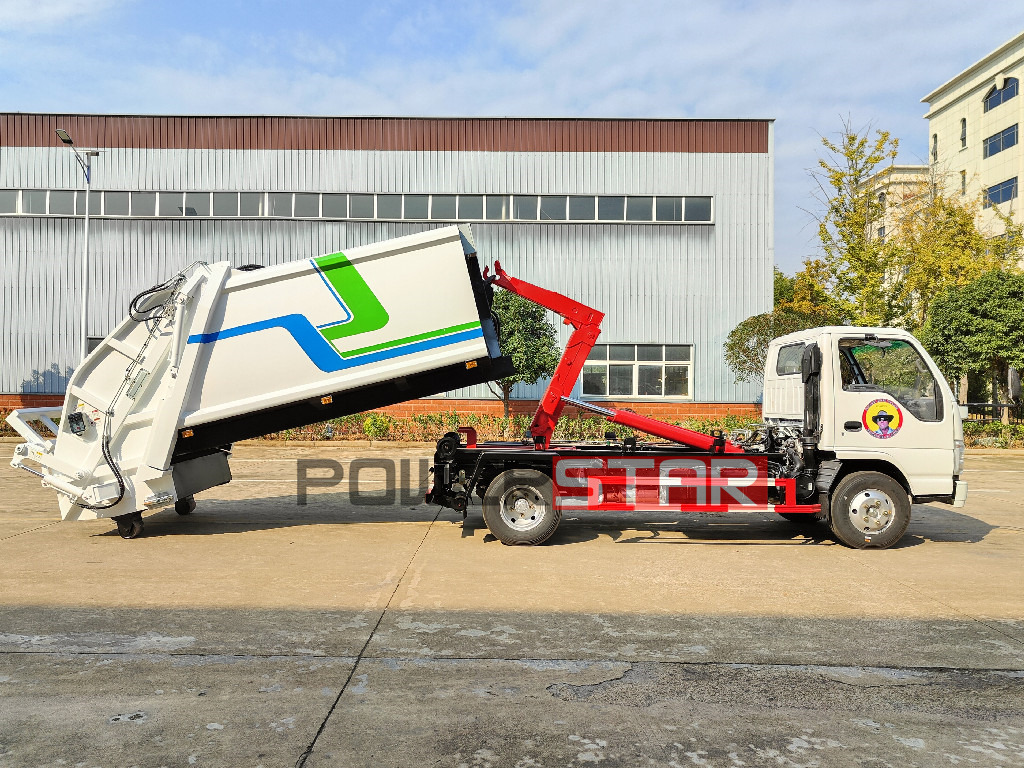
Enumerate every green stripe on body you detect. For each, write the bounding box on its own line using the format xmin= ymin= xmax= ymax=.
xmin=341 ymin=321 xmax=482 ymax=358
xmin=314 ymin=251 xmax=390 ymax=342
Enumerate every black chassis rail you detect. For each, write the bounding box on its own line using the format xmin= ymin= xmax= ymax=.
xmin=427 ymin=440 xmax=791 ymax=515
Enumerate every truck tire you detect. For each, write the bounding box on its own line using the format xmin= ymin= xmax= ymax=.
xmin=482 ymin=469 xmax=559 ymax=546
xmin=828 ymin=471 xmax=911 ymax=549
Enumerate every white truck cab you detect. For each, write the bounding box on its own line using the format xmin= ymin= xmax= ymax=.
xmin=764 ymin=327 xmax=967 ymax=545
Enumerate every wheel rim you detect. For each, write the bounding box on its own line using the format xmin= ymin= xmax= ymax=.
xmin=499 ymin=485 xmax=547 ymax=532
xmin=847 ymin=489 xmax=897 ymax=534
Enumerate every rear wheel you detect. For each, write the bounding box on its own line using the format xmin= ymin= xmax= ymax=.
xmin=175 ymin=496 xmax=196 ymax=516
xmin=482 ymin=469 xmax=559 ymax=546
xmin=114 ymin=512 xmax=145 ymax=540
xmin=829 ymin=471 xmax=911 ymax=549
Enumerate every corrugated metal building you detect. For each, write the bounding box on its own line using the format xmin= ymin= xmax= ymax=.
xmin=0 ymin=114 xmax=773 ymax=415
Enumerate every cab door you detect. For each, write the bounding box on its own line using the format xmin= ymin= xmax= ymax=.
xmin=831 ymin=335 xmax=954 ymax=496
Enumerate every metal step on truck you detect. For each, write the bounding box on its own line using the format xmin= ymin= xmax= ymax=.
xmin=426 ymin=263 xmax=969 ymax=550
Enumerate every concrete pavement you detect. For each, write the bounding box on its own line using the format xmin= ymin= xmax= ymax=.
xmin=0 ymin=443 xmax=1021 ymax=767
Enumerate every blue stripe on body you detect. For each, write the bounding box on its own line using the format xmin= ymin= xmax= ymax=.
xmin=187 ymin=314 xmax=484 ymax=374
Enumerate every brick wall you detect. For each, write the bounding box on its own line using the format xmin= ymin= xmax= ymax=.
xmin=2 ymin=393 xmax=761 ymax=421
xmin=376 ymin=399 xmax=761 ymax=421
xmin=0 ymin=394 xmax=64 ymax=409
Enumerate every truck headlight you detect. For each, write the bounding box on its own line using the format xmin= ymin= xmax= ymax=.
xmin=954 ymin=439 xmax=965 ymax=475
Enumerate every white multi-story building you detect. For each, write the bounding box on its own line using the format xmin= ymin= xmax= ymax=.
xmin=923 ymin=31 xmax=1024 ymax=232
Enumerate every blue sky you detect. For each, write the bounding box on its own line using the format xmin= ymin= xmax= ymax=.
xmin=3 ymin=0 xmax=1024 ymax=273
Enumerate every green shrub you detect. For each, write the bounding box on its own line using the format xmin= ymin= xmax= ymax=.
xmin=962 ymin=420 xmax=1024 ymax=448
xmin=363 ymin=412 xmax=393 ymax=442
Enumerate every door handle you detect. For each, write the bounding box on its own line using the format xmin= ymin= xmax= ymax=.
xmin=843 ymin=421 xmax=862 ymax=431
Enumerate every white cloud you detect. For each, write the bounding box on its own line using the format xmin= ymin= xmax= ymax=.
xmin=0 ymin=0 xmax=121 ymax=31
xmin=2 ymin=0 xmax=1023 ymax=271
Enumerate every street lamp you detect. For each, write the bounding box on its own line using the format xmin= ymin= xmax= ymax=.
xmin=55 ymin=129 xmax=101 ymax=363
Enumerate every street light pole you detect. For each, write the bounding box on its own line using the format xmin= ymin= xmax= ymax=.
xmin=56 ymin=129 xmax=100 ymax=363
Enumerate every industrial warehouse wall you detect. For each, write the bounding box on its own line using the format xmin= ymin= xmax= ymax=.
xmin=0 ymin=143 xmax=771 ymax=404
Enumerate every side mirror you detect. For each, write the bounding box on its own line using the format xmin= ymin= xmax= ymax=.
xmin=959 ymin=405 xmax=969 ymax=420
xmin=801 ymin=343 xmax=821 ymax=383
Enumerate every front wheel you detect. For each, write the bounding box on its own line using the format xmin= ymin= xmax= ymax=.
xmin=829 ymin=472 xmax=911 ymax=549
xmin=482 ymin=469 xmax=560 ymax=545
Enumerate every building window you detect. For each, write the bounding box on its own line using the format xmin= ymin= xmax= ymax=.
xmin=213 ymin=192 xmax=238 ymax=216
xmin=106 ymin=191 xmax=130 ymax=215
xmin=77 ymin=191 xmax=100 ymax=215
xmin=184 ymin=192 xmax=210 ymax=217
xmin=877 ymin=191 xmax=886 ymax=211
xmin=349 ymin=194 xmax=374 ymax=218
xmin=0 ymin=189 xmax=18 ymax=213
xmin=22 ymin=190 xmax=46 ymax=214
xmin=458 ymin=195 xmax=483 ymax=219
xmin=931 ymin=133 xmax=938 ymax=162
xmin=294 ymin=193 xmax=319 ymax=218
xmin=322 ymin=193 xmax=346 ymax=218
xmin=960 ymin=118 xmax=967 ymax=149
xmin=983 ymin=124 xmax=1018 ymax=158
xmin=568 ymin=196 xmax=595 ymax=220
xmin=404 ymin=194 xmax=428 ymax=219
xmin=984 ymin=77 xmax=1019 ymax=112
xmin=239 ymin=192 xmax=264 ymax=216
xmin=48 ymin=190 xmax=76 ymax=215
xmin=625 ymin=196 xmax=653 ymax=221
xmin=960 ymin=170 xmax=967 ymax=195
xmin=486 ymin=195 xmax=510 ymax=220
xmin=132 ymin=192 xmax=156 ymax=216
xmin=597 ymin=196 xmax=625 ymax=220
xmin=267 ymin=192 xmax=292 ymax=217
xmin=984 ymin=177 xmax=1018 ymax=208
xmin=376 ymin=194 xmax=402 ymax=219
xmin=539 ymin=196 xmax=567 ymax=220
xmin=684 ymin=197 xmax=712 ymax=222
xmin=656 ymin=197 xmax=683 ymax=222
xmin=0 ymin=189 xmax=716 ymax=224
xmin=159 ymin=192 xmax=183 ymax=217
xmin=582 ymin=344 xmax=692 ymax=399
xmin=431 ymin=194 xmax=457 ymax=219
xmin=513 ymin=195 xmax=538 ymax=220
xmin=877 ymin=225 xmax=886 ymax=241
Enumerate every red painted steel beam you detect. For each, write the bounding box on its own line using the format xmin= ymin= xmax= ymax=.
xmin=484 ymin=261 xmax=604 ymax=449
xmin=562 ymin=396 xmax=744 ymax=453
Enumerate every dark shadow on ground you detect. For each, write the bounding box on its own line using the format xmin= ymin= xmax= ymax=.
xmin=99 ymin=492 xmax=996 ymax=549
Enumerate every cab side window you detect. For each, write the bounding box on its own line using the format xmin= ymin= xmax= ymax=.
xmin=839 ymin=338 xmax=943 ymax=422
xmin=776 ymin=343 xmax=805 ymax=375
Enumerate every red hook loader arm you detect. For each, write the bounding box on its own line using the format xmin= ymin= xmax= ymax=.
xmin=483 ymin=261 xmax=742 ymax=452
xmin=483 ymin=260 xmax=603 ymax=449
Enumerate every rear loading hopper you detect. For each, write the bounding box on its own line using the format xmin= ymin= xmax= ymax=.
xmin=8 ymin=225 xmax=511 ymax=535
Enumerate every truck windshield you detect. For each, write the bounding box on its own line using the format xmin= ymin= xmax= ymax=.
xmin=839 ymin=338 xmax=943 ymax=422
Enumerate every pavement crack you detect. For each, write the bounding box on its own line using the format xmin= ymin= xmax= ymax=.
xmin=294 ymin=509 xmax=441 ymax=768
xmin=0 ymin=522 xmax=59 ymax=542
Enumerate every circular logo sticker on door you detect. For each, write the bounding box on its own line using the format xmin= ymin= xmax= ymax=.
xmin=862 ymin=399 xmax=902 ymax=439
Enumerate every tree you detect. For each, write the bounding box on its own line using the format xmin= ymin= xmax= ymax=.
xmin=723 ymin=307 xmax=837 ymax=385
xmin=806 ymin=119 xmax=900 ymax=325
xmin=923 ymin=270 xmax=1024 ymax=416
xmin=488 ymin=290 xmax=560 ymax=417
xmin=724 ymin=266 xmax=842 ymax=386
xmin=887 ymin=178 xmax=1022 ymax=330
